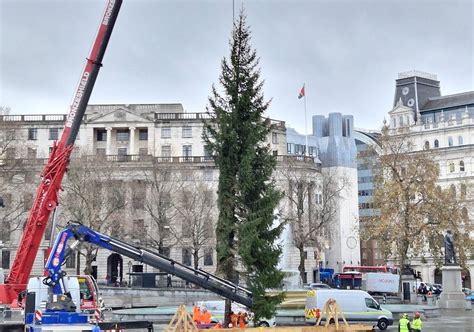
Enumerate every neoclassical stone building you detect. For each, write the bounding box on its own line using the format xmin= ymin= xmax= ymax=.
xmin=0 ymin=104 xmax=322 ymax=286
xmin=358 ymin=71 xmax=474 ymax=287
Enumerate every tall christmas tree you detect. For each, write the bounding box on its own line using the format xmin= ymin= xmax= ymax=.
xmin=203 ymin=11 xmax=284 ymax=323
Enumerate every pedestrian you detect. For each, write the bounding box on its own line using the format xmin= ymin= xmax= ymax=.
xmin=412 ymin=311 xmax=422 ymax=332
xmin=398 ymin=313 xmax=411 ymax=332
xmin=167 ymin=274 xmax=172 ymax=288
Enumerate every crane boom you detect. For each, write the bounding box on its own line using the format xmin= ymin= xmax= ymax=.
xmin=0 ymin=0 xmax=122 ymax=306
xmin=45 ymin=223 xmax=253 ymax=308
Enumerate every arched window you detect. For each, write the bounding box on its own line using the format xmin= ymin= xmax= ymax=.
xmin=424 ymin=141 xmax=430 ymax=150
xmin=449 ymin=162 xmax=455 ymax=173
xmin=461 ymin=183 xmax=467 ymax=198
xmin=434 ymin=139 xmax=439 ymax=148
xmin=450 ymin=184 xmax=456 ymax=196
xmin=448 ymin=137 xmax=453 ymax=147
xmin=458 ymin=136 xmax=464 ymax=145
xmin=460 ymin=160 xmax=465 ymax=172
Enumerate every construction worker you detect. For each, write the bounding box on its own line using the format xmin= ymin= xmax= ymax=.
xmin=412 ymin=311 xmax=422 ymax=332
xmin=238 ymin=311 xmax=246 ymax=328
xmin=230 ymin=311 xmax=239 ymax=328
xmin=193 ymin=304 xmax=202 ymax=323
xmin=398 ymin=313 xmax=411 ymax=332
xmin=201 ymin=307 xmax=212 ymax=324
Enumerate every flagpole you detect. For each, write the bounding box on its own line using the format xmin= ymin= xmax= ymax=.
xmin=303 ymin=84 xmax=309 ymax=157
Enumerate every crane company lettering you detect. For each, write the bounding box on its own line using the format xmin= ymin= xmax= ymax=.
xmin=66 ymin=72 xmax=90 ymax=128
xmin=102 ymin=0 xmax=116 ymax=25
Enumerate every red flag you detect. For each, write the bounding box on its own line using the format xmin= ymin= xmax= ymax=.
xmin=298 ymin=85 xmax=305 ymax=99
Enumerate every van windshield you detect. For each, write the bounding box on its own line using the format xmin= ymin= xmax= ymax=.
xmin=365 ymin=298 xmax=379 ymax=310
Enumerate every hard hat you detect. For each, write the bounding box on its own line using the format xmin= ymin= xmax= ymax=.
xmin=402 ymin=313 xmax=408 ymax=318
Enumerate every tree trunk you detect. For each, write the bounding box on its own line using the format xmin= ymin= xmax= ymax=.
xmin=297 ymin=244 xmax=307 ymax=285
xmin=193 ymin=249 xmax=199 ymax=270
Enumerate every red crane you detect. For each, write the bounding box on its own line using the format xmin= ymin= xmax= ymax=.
xmin=0 ymin=0 xmax=123 ymax=307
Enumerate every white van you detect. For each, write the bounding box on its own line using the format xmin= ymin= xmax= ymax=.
xmin=305 ymin=289 xmax=393 ymax=330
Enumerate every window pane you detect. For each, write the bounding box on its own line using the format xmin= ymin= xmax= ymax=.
xmin=116 ymin=130 xmax=130 ymax=141
xmin=161 ymin=127 xmax=171 ymax=138
xmin=139 ymin=129 xmax=148 ymax=141
xmin=182 ymin=126 xmax=192 ymax=138
xmin=96 ymin=130 xmax=107 ymax=141
xmin=161 ymin=145 xmax=171 ymax=157
xmin=28 ymin=128 xmax=38 ymax=140
xmin=49 ymin=128 xmax=59 ymax=140
xmin=2 ymin=251 xmax=11 ymax=269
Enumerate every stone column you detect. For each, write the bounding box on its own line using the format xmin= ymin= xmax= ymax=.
xmin=106 ymin=127 xmax=112 ymax=155
xmin=129 ymin=127 xmax=136 ymax=155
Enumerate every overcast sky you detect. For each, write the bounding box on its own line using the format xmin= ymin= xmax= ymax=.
xmin=1 ymin=0 xmax=473 ymax=134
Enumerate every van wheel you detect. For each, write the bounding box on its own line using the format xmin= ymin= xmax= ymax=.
xmin=258 ymin=322 xmax=270 ymax=327
xmin=377 ymin=318 xmax=388 ymax=330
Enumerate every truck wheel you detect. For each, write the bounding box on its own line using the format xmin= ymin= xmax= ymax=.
xmin=377 ymin=318 xmax=388 ymax=330
xmin=258 ymin=322 xmax=270 ymax=327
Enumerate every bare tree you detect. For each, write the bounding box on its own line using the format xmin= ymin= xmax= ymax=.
xmin=0 ymin=108 xmax=27 ymax=245
xmin=362 ymin=128 xmax=472 ymax=291
xmin=170 ymin=178 xmax=217 ymax=269
xmin=279 ymin=160 xmax=348 ymax=283
xmin=60 ymin=155 xmax=128 ymax=275
xmin=142 ymin=161 xmax=181 ymax=255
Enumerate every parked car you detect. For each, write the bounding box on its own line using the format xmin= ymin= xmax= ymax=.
xmin=305 ymin=283 xmax=331 ymax=290
xmin=464 ymin=289 xmax=474 ymax=303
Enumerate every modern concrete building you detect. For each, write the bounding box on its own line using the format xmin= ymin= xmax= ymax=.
xmin=286 ymin=113 xmax=361 ymax=273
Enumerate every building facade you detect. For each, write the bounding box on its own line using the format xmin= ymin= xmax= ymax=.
xmin=286 ymin=113 xmax=361 ymax=274
xmin=0 ymin=104 xmax=321 ymax=287
xmin=360 ymin=71 xmax=474 ymax=287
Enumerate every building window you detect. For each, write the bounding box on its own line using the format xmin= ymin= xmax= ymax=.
xmin=96 ymin=148 xmax=106 ymax=156
xmin=116 ymin=130 xmax=130 ymax=141
xmin=449 ymin=162 xmax=455 ymax=173
xmin=424 ymin=141 xmax=430 ymax=150
xmin=203 ymin=170 xmax=213 ymax=181
xmin=49 ymin=128 xmax=59 ymax=140
xmin=459 ymin=160 xmax=465 ymax=172
xmin=183 ymin=145 xmax=192 ymax=159
xmin=132 ymin=182 xmax=146 ymax=209
xmin=458 ymin=136 xmax=464 ymax=145
xmin=204 ymin=248 xmax=214 ymax=266
xmin=118 ymin=148 xmax=127 ymax=156
xmin=161 ymin=145 xmax=171 ymax=158
xmin=26 ymin=148 xmax=37 ymax=159
xmin=204 ymin=145 xmax=212 ymax=161
xmin=160 ymin=247 xmax=170 ymax=258
xmin=461 ymin=184 xmax=467 ymax=198
xmin=2 ymin=251 xmax=10 ymax=269
xmin=448 ymin=137 xmax=453 ymax=147
xmin=434 ymin=139 xmax=439 ymax=148
xmin=287 ymin=143 xmax=293 ymax=154
xmin=139 ymin=148 xmax=148 ymax=156
xmin=399 ymin=116 xmax=404 ymax=126
xmin=96 ymin=129 xmax=107 ymax=141
xmin=272 ymin=132 xmax=278 ymax=144
xmin=182 ymin=248 xmax=192 ymax=266
xmin=28 ymin=128 xmax=38 ymax=140
xmin=138 ymin=129 xmax=148 ymax=141
xmin=23 ymin=193 xmax=33 ymax=211
xmin=161 ymin=127 xmax=171 ymax=138
xmin=65 ymin=251 xmax=76 ymax=269
xmin=392 ymin=117 xmax=396 ymax=127
xmin=182 ymin=126 xmax=192 ymax=138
